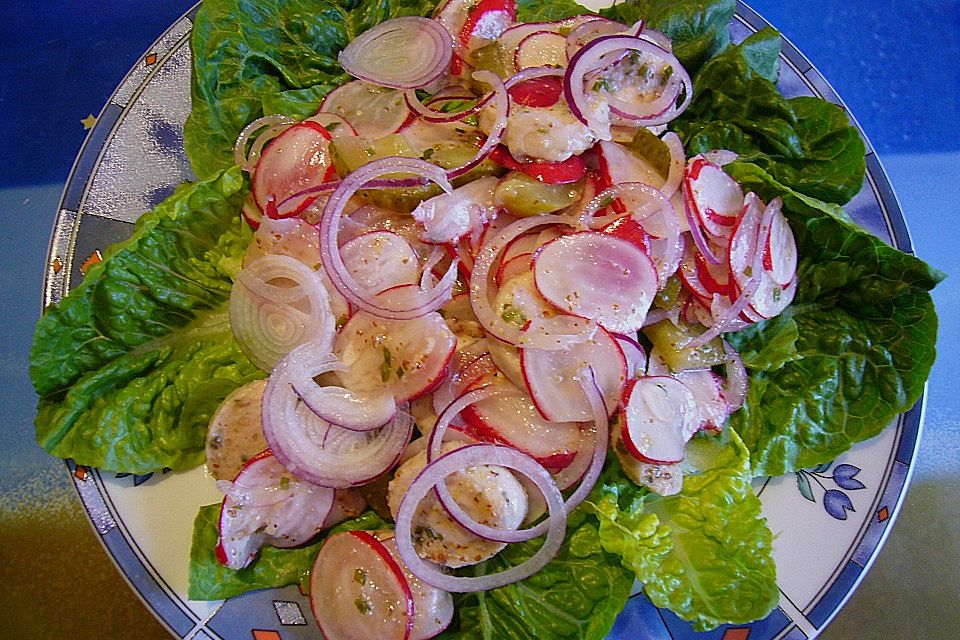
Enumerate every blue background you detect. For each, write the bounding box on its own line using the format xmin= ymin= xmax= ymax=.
xmin=1 ymin=1 xmax=957 ymax=638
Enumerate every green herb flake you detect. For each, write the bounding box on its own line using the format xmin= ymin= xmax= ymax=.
xmin=353 ymin=568 xmax=367 ymax=585
xmin=355 ymin=597 xmax=371 ymax=614
xmin=499 ymin=303 xmax=527 ymax=327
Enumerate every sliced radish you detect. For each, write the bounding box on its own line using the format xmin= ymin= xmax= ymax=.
xmin=216 ymin=451 xmax=335 ymax=569
xmin=520 ymin=320 xmax=626 ymax=421
xmin=487 ymin=338 xmax=524 ymax=389
xmin=322 ymin=488 xmax=368 ymax=529
xmin=319 ymin=80 xmax=411 ymax=139
xmin=515 ymin=31 xmax=567 ymax=70
xmin=335 ymin=310 xmax=457 ymax=402
xmin=341 ymin=231 xmax=421 ymax=296
xmin=533 ymin=231 xmax=657 ymax=333
xmin=381 ymin=537 xmax=455 ymax=640
xmin=460 ymin=0 xmax=516 ymax=49
xmin=764 ymin=205 xmax=798 ymax=286
xmin=695 ymin=250 xmax=734 ymax=298
xmin=620 ymin=376 xmax=698 ymax=464
xmin=601 ymin=214 xmax=651 ymax=254
xmin=306 ymin=111 xmax=359 ymax=138
xmin=494 ymin=251 xmax=533 ymax=287
xmin=505 ymin=75 xmax=565 ymax=108
xmin=597 ymin=140 xmax=665 ymax=199
xmin=684 ymin=157 xmax=743 ymax=238
xmin=310 ymin=531 xmax=414 ymax=640
xmin=673 ymin=368 xmax=729 ymax=432
xmin=460 ymin=387 xmax=580 ymax=469
xmin=492 ymin=270 xmax=556 ymax=328
xmin=252 ymin=121 xmax=333 ymax=217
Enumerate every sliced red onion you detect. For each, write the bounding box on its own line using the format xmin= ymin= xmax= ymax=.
xmin=565 ymin=35 xmax=692 ymax=132
xmin=613 ymin=331 xmax=648 ymax=378
xmin=234 ymin=114 xmax=295 ymax=173
xmin=411 ymin=176 xmax=498 ymax=244
xmin=394 ymin=443 xmax=566 ymax=592
xmin=262 ymin=342 xmax=413 ymax=487
xmin=576 ymin=181 xmax=672 ymax=230
xmin=445 ymin=70 xmax=509 ymax=180
xmin=229 ymin=255 xmax=335 ymax=371
xmin=318 ymin=157 xmax=459 ymax=320
xmin=291 ymin=372 xmax=397 ymax=433
xmin=684 ymin=184 xmax=723 ymax=265
xmin=338 ymin=17 xmax=452 ymax=89
xmin=403 ymin=89 xmax=487 ymax=124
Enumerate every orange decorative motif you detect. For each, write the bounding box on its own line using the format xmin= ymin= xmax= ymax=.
xmin=80 ymin=250 xmax=103 ymax=275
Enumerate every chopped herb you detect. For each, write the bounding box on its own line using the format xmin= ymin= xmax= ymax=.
xmin=380 ymin=346 xmax=393 ymax=383
xmin=395 ymin=365 xmax=405 ymax=379
xmin=593 ymin=78 xmax=610 ymax=92
xmin=324 ymin=121 xmax=340 ymax=131
xmin=662 ymin=65 xmax=674 ymax=82
xmin=414 ymin=525 xmax=444 ymax=544
xmin=353 ymin=568 xmax=367 ymax=585
xmin=415 ymin=88 xmax=431 ymax=102
xmin=355 ymin=597 xmax=372 ymax=614
xmin=421 ymin=148 xmax=435 ymax=161
xmin=463 ymin=114 xmax=479 ymax=127
xmin=500 ymin=303 xmax=527 ymax=327
xmin=336 ymin=314 xmax=349 ymax=330
xmin=278 ymin=476 xmax=291 ymax=490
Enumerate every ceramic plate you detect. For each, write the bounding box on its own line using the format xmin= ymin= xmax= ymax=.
xmin=43 ymin=2 xmax=924 ymax=638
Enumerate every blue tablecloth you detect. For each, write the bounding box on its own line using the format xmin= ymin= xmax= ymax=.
xmin=1 ymin=1 xmax=957 ymax=638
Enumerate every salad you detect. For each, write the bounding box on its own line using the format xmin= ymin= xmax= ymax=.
xmin=29 ymin=0 xmax=942 ymax=638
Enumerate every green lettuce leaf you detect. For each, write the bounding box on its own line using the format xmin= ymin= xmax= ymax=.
xmin=672 ymin=29 xmax=866 ymax=205
xmin=600 ymin=0 xmax=735 ymax=73
xmin=186 ymin=0 xmax=438 ymax=178
xmin=516 ymin=0 xmax=589 ymax=23
xmin=725 ymin=164 xmax=943 ymax=476
xmin=437 ymin=507 xmax=634 ymax=640
xmin=30 ymin=167 xmax=262 ymax=473
xmin=189 ymin=506 xmax=390 ymax=600
xmin=581 ymin=438 xmax=777 ymax=632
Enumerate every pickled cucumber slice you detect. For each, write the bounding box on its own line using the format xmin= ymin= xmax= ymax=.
xmin=641 ymin=319 xmax=725 ymax=371
xmin=494 ymin=171 xmax=584 ymax=217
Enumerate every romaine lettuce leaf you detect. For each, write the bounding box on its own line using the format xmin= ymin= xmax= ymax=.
xmin=30 ymin=167 xmax=262 ymax=473
xmin=582 ymin=437 xmax=778 ymax=632
xmin=725 ymin=164 xmax=943 ymax=476
xmin=516 ymin=0 xmax=589 ymax=23
xmin=599 ymin=0 xmax=735 ymax=73
xmin=186 ymin=0 xmax=439 ymax=179
xmin=672 ymin=29 xmax=866 ymax=205
xmin=641 ymin=431 xmax=778 ymax=631
xmin=189 ymin=505 xmax=390 ymax=600
xmin=437 ymin=507 xmax=634 ymax=640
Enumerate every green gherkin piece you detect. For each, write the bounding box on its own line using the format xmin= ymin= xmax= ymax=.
xmin=494 ymin=171 xmax=585 ymax=217
xmin=626 ymin=128 xmax=672 ymax=180
xmin=653 ymin=276 xmax=683 ymax=310
xmin=470 ymin=42 xmax=512 ymax=79
xmin=642 ymin=319 xmax=726 ymax=371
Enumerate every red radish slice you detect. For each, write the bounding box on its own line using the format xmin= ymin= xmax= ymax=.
xmin=412 ymin=177 xmax=498 ymax=244
xmin=432 ymin=351 xmax=498 ymax=417
xmin=764 ymin=205 xmax=798 ymax=286
xmin=460 ymin=387 xmax=580 ymax=469
xmin=601 ymin=215 xmax=651 ymax=254
xmin=306 ymin=112 xmax=358 ymax=138
xmin=673 ymin=368 xmax=729 ymax=432
xmin=311 ymin=531 xmax=414 ymax=640
xmin=460 ymin=0 xmax=516 ymax=49
xmin=487 ymin=338 xmax=524 ymax=389
xmin=533 ymin=231 xmax=657 ymax=333
xmin=620 ymin=376 xmax=698 ymax=464
xmin=380 ymin=538 xmax=455 ymax=640
xmin=506 ymin=75 xmax=565 ymax=108
xmin=341 ymin=231 xmax=421 ymax=295
xmin=216 ymin=451 xmax=335 ymax=569
xmin=597 ymin=140 xmax=664 ymax=201
xmin=495 ymin=251 xmax=533 ymax=287
xmin=319 ymin=80 xmax=411 ymax=139
xmin=614 ymin=332 xmax=647 ymax=379
xmin=684 ymin=157 xmax=743 ymax=238
xmin=335 ymin=309 xmax=457 ymax=402
xmin=501 ymin=230 xmax=541 ymax=263
xmin=515 ymin=31 xmax=567 ymax=70
xmin=252 ymin=122 xmax=333 ymax=216
xmin=493 ymin=271 xmax=556 ymax=327
xmin=695 ymin=250 xmax=734 ymax=298
xmin=520 ymin=320 xmax=626 ymax=421
xmin=321 ymin=488 xmax=368 ymax=529
xmin=229 ymin=254 xmax=335 ymax=372
xmin=520 ymin=154 xmax=588 ymax=185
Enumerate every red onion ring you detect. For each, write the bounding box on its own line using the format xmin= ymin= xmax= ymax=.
xmin=318 ymin=157 xmax=460 ymax=320
xmin=683 ymin=182 xmax=723 ymax=265
xmin=338 ymin=17 xmax=453 ymax=89
xmin=564 ymin=35 xmax=693 ymax=132
xmin=234 ymin=114 xmax=295 ymax=173
xmin=445 ymin=71 xmax=509 ymax=180
xmin=394 ymin=443 xmax=566 ymax=592
xmin=576 ymin=181 xmax=673 ymax=230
